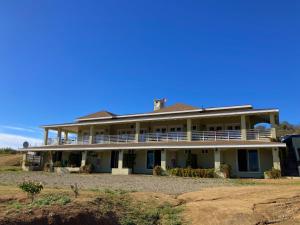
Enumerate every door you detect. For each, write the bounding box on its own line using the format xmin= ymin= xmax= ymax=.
xmin=110 ymin=151 xmax=119 ymax=168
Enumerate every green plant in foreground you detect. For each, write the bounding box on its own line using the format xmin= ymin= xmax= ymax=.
xmin=32 ymin=194 xmax=71 ymax=207
xmin=70 ymin=183 xmax=79 ymax=198
xmin=19 ymin=180 xmax=43 ymax=203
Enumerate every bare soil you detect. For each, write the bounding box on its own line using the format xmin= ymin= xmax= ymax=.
xmin=0 ymin=154 xmax=21 ymax=167
xmin=1 ymin=184 xmax=300 ymax=225
xmin=178 ymin=185 xmax=300 ymax=225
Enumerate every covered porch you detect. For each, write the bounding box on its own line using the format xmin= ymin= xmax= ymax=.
xmin=38 ymin=145 xmax=282 ymax=178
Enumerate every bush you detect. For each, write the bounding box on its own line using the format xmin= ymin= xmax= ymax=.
xmin=80 ymin=164 xmax=94 ymax=173
xmin=265 ymin=168 xmax=281 ymax=179
xmin=19 ymin=180 xmax=43 ymax=202
xmin=153 ymin=165 xmax=163 ymax=176
xmin=168 ymin=168 xmax=215 ymax=178
xmin=53 ymin=161 xmax=62 ymax=167
xmin=220 ymin=164 xmax=231 ymax=178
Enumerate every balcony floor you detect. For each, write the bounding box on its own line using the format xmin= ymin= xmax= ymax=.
xmin=24 ymin=140 xmax=285 ymax=151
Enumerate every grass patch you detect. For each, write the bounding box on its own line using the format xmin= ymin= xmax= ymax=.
xmin=230 ymin=179 xmax=263 ymax=186
xmin=0 ymin=166 xmax=22 ymax=172
xmin=95 ymin=189 xmax=183 ymax=225
xmin=3 ymin=193 xmax=71 ymax=214
xmin=32 ymin=193 xmax=71 ymax=207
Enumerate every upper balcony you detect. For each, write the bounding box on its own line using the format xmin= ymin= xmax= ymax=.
xmin=46 ymin=129 xmax=273 ymax=146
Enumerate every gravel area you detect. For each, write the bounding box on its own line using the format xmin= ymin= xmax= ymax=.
xmin=0 ymin=171 xmax=233 ymax=194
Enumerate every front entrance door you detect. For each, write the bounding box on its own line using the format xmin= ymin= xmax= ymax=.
xmin=111 ymin=150 xmax=119 ymax=168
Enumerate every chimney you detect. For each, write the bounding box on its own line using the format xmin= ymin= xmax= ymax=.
xmin=154 ymin=98 xmax=166 ymax=111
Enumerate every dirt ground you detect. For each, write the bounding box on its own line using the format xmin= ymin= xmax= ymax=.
xmin=0 ymin=154 xmax=21 ymax=166
xmin=179 ymin=185 xmax=300 ymax=225
xmin=1 ymin=182 xmax=300 ymax=225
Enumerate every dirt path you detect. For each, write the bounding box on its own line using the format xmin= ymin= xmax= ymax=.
xmin=178 ymin=185 xmax=300 ymax=225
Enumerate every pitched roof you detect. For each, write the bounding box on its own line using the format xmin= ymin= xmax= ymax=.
xmin=152 ymin=103 xmax=199 ymax=113
xmin=78 ymin=111 xmax=116 ymax=120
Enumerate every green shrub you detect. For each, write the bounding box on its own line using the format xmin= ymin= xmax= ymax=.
xmin=220 ymin=164 xmax=231 ymax=178
xmin=80 ymin=164 xmax=94 ymax=173
xmin=19 ymin=180 xmax=43 ymax=202
xmin=153 ymin=165 xmax=163 ymax=176
xmin=265 ymin=168 xmax=281 ymax=179
xmin=168 ymin=168 xmax=215 ymax=178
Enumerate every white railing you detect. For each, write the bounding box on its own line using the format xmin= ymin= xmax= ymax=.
xmin=192 ymin=130 xmax=242 ymax=141
xmin=139 ymin=132 xmax=187 ymax=142
xmin=247 ymin=129 xmax=272 ymax=141
xmin=62 ymin=138 xmax=78 ymax=145
xmin=45 ymin=129 xmax=272 ymax=146
xmin=94 ymin=134 xmax=136 ymax=144
xmin=47 ymin=138 xmax=58 ymax=145
xmin=192 ymin=129 xmax=272 ymax=141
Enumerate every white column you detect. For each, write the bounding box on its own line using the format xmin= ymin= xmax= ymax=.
xmin=187 ymin=119 xmax=192 ymax=141
xmin=270 ymin=113 xmax=277 ymax=139
xmin=22 ymin=153 xmax=27 ymax=171
xmin=81 ymin=151 xmax=87 ymax=167
xmin=89 ymin=126 xmax=94 ymax=144
xmin=118 ymin=150 xmax=124 ymax=169
xmin=135 ymin=122 xmax=140 ymax=143
xmin=161 ymin=149 xmax=166 ymax=170
xmin=64 ymin=131 xmax=68 ymax=143
xmin=214 ymin=149 xmax=221 ymax=171
xmin=57 ymin=129 xmax=62 ymax=145
xmin=44 ymin=128 xmax=49 ymax=145
xmin=241 ymin=115 xmax=247 ymax=140
xmin=49 ymin=151 xmax=54 ymax=171
xmin=272 ymin=148 xmax=281 ymax=170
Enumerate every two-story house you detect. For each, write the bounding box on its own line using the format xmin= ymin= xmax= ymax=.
xmin=22 ymin=99 xmax=286 ymax=178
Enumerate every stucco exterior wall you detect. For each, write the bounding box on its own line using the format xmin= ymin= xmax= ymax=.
xmin=222 ymin=148 xmax=273 ymax=178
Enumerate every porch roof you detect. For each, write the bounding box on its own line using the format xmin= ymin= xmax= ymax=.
xmin=41 ymin=108 xmax=279 ymax=131
xmin=22 ymin=141 xmax=286 ymax=152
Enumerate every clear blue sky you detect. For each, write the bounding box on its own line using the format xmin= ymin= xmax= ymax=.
xmin=0 ymin=1 xmax=299 ymax=147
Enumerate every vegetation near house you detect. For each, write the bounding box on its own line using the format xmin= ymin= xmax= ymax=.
xmin=0 ymin=148 xmax=17 ymax=154
xmin=265 ymin=168 xmax=282 ymax=179
xmin=276 ymin=121 xmax=300 ymax=137
xmin=79 ymin=164 xmax=94 ymax=173
xmin=19 ymin=180 xmax=43 ymax=203
xmin=168 ymin=168 xmax=215 ymax=178
xmin=153 ymin=165 xmax=164 ymax=176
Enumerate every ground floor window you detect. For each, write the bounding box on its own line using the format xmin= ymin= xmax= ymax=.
xmin=147 ymin=150 xmax=161 ymax=169
xmin=238 ymin=149 xmax=259 ymax=172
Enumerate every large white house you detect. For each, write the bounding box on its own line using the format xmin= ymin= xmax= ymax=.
xmin=22 ymin=99 xmax=286 ymax=178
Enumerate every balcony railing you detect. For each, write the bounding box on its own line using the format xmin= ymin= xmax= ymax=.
xmin=139 ymin=132 xmax=187 ymax=142
xmin=45 ymin=129 xmax=272 ymax=146
xmin=94 ymin=134 xmax=136 ymax=144
xmin=192 ymin=130 xmax=242 ymax=141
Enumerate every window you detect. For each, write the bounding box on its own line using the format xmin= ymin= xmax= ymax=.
xmin=147 ymin=150 xmax=161 ymax=169
xmin=192 ymin=125 xmax=197 ymax=131
xmin=238 ymin=150 xmax=259 ymax=172
xmin=169 ymin=127 xmax=182 ymax=132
